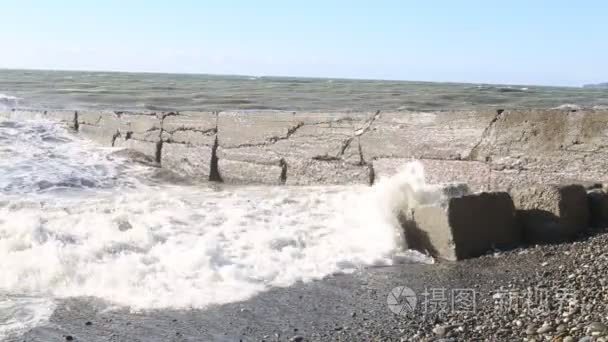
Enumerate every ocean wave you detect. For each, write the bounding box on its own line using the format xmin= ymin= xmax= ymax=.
xmin=0 ymin=94 xmax=21 ymax=108
xmin=0 ymin=121 xmax=439 ymax=312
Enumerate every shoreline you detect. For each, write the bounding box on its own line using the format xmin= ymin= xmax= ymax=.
xmin=5 ymin=108 xmax=608 ymax=340
xmin=19 ymin=226 xmax=608 ymax=341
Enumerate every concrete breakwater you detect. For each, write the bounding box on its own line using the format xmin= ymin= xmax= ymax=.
xmin=3 ymin=108 xmax=608 ymax=260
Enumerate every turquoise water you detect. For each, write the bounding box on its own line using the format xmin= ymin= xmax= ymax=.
xmin=1 ymin=69 xmax=607 ymax=112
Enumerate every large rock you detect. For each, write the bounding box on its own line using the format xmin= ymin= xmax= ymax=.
xmin=406 ymin=192 xmax=520 ymax=260
xmin=511 ymin=184 xmax=589 ymax=243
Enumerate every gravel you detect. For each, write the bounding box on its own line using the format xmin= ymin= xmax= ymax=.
xmin=20 ymin=227 xmax=608 ymax=341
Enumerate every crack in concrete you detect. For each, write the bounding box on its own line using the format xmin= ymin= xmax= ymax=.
xmin=340 ymin=110 xmax=381 ymax=157
xmin=311 ymin=155 xmax=342 ymax=162
xmin=221 ymin=121 xmax=306 ymax=149
xmin=162 ymin=139 xmax=214 ymax=147
xmin=279 ymin=158 xmax=287 ymax=185
xmin=314 ymin=110 xmax=381 ymax=161
xmin=155 ymin=140 xmax=163 ymax=164
xmin=73 ymin=111 xmax=79 ymax=132
xmin=111 ymin=131 xmax=121 ymax=147
xmin=118 ymin=133 xmax=159 ymax=144
xmin=268 ymin=121 xmax=305 ymax=143
xmin=164 ymin=127 xmax=218 ymax=135
xmin=467 ymin=109 xmax=505 ymax=160
xmin=357 ymin=138 xmax=366 ymax=165
xmin=368 ymin=163 xmax=376 ymax=185
xmin=209 ymin=136 xmax=222 ymax=182
xmin=209 ymin=112 xmax=222 ymax=182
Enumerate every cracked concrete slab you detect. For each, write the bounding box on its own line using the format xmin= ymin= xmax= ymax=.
xmin=118 ymin=113 xmax=163 ymax=142
xmin=216 ymin=111 xmax=369 ymax=184
xmin=114 ymin=138 xmax=160 ymax=162
xmin=161 ymin=142 xmax=213 ymax=179
xmin=217 ymin=111 xmax=359 ymax=148
xmin=155 ymin=112 xmax=218 ymax=179
xmin=162 ymin=111 xmax=216 ymax=143
xmin=76 ymin=111 xmax=125 ymax=146
xmin=471 ymin=109 xmax=608 ymax=189
xmin=8 ymin=108 xmax=608 ymax=188
xmin=358 ymin=110 xmax=497 ymax=160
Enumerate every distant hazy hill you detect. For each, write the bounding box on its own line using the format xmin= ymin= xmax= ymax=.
xmin=583 ymin=83 xmax=608 ymax=89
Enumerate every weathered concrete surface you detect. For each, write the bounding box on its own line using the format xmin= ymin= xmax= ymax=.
xmin=470 ymin=109 xmax=608 ymax=190
xmin=3 ymin=108 xmax=608 ymax=189
xmin=511 ymin=184 xmax=589 ymax=243
xmin=160 ymin=112 xmax=217 ymax=180
xmin=217 ymin=111 xmax=372 ymax=185
xmin=357 ymin=110 xmax=498 ymax=160
xmin=374 ymin=158 xmax=492 ymax=191
xmin=76 ymin=111 xmax=124 ymax=146
xmin=588 ymin=188 xmax=608 ymax=228
xmin=407 ymin=192 xmax=520 ymax=260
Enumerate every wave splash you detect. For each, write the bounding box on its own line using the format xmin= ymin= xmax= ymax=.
xmin=0 ymin=118 xmax=449 ymax=335
xmin=0 ymin=94 xmax=20 ymax=109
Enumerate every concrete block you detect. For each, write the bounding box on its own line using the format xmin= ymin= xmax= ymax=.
xmin=122 ymin=113 xmax=162 ymax=133
xmin=218 ymin=159 xmax=285 ymax=185
xmin=284 ymin=159 xmax=371 ymax=186
xmin=44 ymin=110 xmax=78 ymax=125
xmin=588 ymin=188 xmax=608 ymax=228
xmin=511 ymin=184 xmax=589 ymax=243
xmin=78 ymin=124 xmax=118 ymax=146
xmin=162 ymin=111 xmax=216 ymax=135
xmin=114 ymin=138 xmax=159 ymax=162
xmin=407 ymin=192 xmax=520 ymax=260
xmin=359 ymin=110 xmax=498 ymax=160
xmin=161 ymin=142 xmax=213 ymax=180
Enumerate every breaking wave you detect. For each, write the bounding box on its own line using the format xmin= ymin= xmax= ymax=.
xmin=0 ymin=94 xmax=20 ymax=109
xmin=0 ymin=117 xmax=447 ymax=337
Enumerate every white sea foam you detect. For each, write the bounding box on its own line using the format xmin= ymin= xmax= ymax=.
xmin=0 ymin=93 xmax=20 ymax=109
xmin=0 ymin=173 xmax=436 ymax=310
xmin=0 ymin=296 xmax=56 ymax=339
xmin=554 ymin=103 xmax=582 ymax=110
xmin=0 ymin=119 xmax=442 ymax=335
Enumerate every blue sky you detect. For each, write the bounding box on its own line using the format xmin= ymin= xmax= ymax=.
xmin=2 ymin=0 xmax=607 ymax=86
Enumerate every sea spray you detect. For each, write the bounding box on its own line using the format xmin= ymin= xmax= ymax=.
xmin=0 ymin=120 xmax=447 ymax=336
xmin=367 ymin=161 xmax=469 ymax=252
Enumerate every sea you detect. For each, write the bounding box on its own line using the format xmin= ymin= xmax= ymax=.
xmin=0 ymin=69 xmax=607 ymax=339
xmin=1 ymin=69 xmax=607 ymax=112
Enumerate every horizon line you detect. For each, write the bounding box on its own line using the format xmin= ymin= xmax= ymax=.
xmin=0 ymin=66 xmax=587 ymax=89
